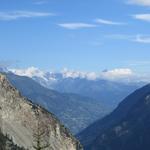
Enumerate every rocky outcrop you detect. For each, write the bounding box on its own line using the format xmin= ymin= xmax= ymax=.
xmin=0 ymin=73 xmax=82 ymax=150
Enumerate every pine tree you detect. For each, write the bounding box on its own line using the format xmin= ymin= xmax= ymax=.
xmin=33 ymin=108 xmax=52 ymax=150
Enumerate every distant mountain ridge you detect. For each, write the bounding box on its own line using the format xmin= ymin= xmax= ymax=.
xmin=78 ymin=83 xmax=150 ymax=150
xmin=10 ymin=67 xmax=145 ymax=109
xmin=6 ymin=72 xmax=108 ymax=134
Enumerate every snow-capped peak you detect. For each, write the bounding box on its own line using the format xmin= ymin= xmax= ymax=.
xmin=10 ymin=67 xmax=56 ymax=82
xmin=8 ymin=66 xmax=150 ymax=86
xmin=10 ymin=67 xmax=136 ymax=82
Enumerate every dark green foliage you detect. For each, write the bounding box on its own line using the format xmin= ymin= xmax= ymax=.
xmin=0 ymin=129 xmax=6 ymax=150
xmin=33 ymin=110 xmax=51 ymax=150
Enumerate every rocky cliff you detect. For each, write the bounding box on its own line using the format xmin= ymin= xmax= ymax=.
xmin=0 ymin=73 xmax=82 ymax=150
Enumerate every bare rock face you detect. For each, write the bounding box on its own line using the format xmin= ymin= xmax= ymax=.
xmin=0 ymin=73 xmax=82 ymax=150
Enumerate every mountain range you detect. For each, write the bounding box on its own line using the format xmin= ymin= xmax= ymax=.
xmin=6 ymin=72 xmax=108 ymax=134
xmin=4 ymin=68 xmax=146 ymax=134
xmin=1 ymin=67 xmax=150 ymax=150
xmin=11 ymin=68 xmax=144 ymax=109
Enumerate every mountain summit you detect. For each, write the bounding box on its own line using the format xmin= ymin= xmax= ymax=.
xmin=0 ymin=73 xmax=82 ymax=150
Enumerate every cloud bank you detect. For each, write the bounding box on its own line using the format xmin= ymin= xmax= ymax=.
xmin=101 ymin=68 xmax=133 ymax=80
xmin=10 ymin=67 xmax=138 ymax=83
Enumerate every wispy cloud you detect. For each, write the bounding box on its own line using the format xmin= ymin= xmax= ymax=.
xmin=57 ymin=23 xmax=97 ymax=30
xmin=128 ymin=60 xmax=150 ymax=66
xmin=134 ymin=35 xmax=150 ymax=43
xmin=95 ymin=18 xmax=126 ymax=25
xmin=132 ymin=14 xmax=150 ymax=22
xmin=90 ymin=41 xmax=103 ymax=46
xmin=0 ymin=11 xmax=55 ymax=21
xmin=33 ymin=0 xmax=48 ymax=5
xmin=127 ymin=0 xmax=150 ymax=6
xmin=106 ymin=34 xmax=150 ymax=44
xmin=105 ymin=34 xmax=133 ymax=40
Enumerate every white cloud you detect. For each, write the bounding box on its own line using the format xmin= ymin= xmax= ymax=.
xmin=10 ymin=67 xmax=45 ymax=78
xmin=95 ymin=18 xmax=125 ymax=25
xmin=62 ymin=68 xmax=98 ymax=80
xmin=0 ymin=11 xmax=55 ymax=21
xmin=11 ymin=67 xmax=134 ymax=82
xmin=128 ymin=0 xmax=150 ymax=6
xmin=106 ymin=34 xmax=150 ymax=44
xmin=105 ymin=34 xmax=133 ymax=40
xmin=61 ymin=68 xmax=134 ymax=81
xmin=100 ymin=68 xmax=134 ymax=80
xmin=134 ymin=35 xmax=150 ymax=43
xmin=33 ymin=0 xmax=48 ymax=5
xmin=133 ymin=14 xmax=150 ymax=22
xmin=128 ymin=60 xmax=150 ymax=66
xmin=10 ymin=67 xmax=57 ymax=82
xmin=58 ymin=23 xmax=97 ymax=29
xmin=10 ymin=67 xmax=150 ymax=83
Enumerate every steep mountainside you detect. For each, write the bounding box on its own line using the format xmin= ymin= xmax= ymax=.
xmin=0 ymin=73 xmax=82 ymax=150
xmin=78 ymin=84 xmax=150 ymax=150
xmin=6 ymin=73 xmax=108 ymax=134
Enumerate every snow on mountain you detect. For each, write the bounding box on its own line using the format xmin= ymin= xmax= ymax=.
xmin=10 ymin=67 xmax=136 ymax=83
xmin=10 ymin=67 xmax=52 ymax=81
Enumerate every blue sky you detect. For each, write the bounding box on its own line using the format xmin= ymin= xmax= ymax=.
xmin=0 ymin=0 xmax=150 ymax=73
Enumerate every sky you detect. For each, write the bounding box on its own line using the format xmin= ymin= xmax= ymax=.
xmin=0 ymin=0 xmax=150 ymax=75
